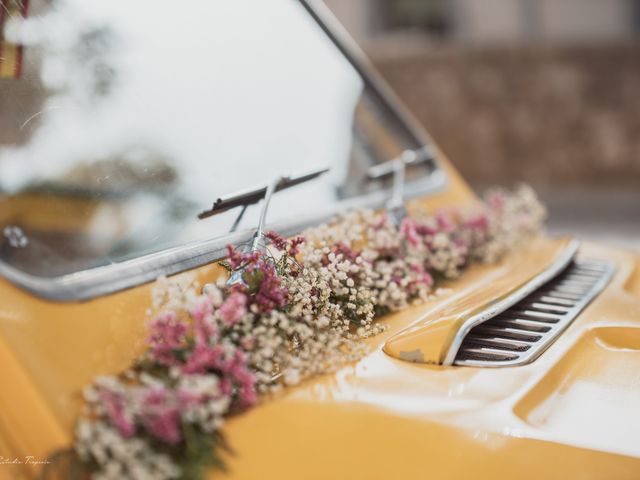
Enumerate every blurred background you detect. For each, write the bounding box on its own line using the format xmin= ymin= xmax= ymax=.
xmin=1 ymin=0 xmax=638 ymax=269
xmin=325 ymin=0 xmax=640 ymax=249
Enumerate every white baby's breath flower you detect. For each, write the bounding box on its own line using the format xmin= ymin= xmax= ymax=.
xmin=75 ymin=186 xmax=545 ymax=480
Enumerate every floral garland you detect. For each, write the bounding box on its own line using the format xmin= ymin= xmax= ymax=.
xmin=64 ymin=186 xmax=545 ymax=480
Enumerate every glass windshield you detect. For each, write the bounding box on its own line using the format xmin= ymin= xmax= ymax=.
xmin=0 ymin=0 xmax=432 ymax=278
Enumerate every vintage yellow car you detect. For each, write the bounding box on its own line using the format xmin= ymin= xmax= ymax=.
xmin=1 ymin=0 xmax=639 ymax=479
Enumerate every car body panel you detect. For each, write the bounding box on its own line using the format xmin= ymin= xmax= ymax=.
xmin=1 ymin=150 xmax=640 ymax=478
xmin=383 ymin=235 xmax=576 ymax=365
xmin=217 ymin=244 xmax=640 ymax=480
xmin=1 ymin=3 xmax=639 ymax=476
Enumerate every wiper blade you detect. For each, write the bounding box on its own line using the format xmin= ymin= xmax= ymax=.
xmin=198 ymin=167 xmax=330 ymax=219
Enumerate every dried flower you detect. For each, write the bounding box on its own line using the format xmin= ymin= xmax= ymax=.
xmin=73 ymin=185 xmax=545 ymax=480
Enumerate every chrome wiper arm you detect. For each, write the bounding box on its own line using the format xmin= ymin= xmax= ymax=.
xmin=366 ymin=146 xmax=433 ymax=180
xmin=198 ymin=167 xmax=330 ymax=219
xmin=198 ymin=166 xmax=330 ymax=286
xmin=367 ymin=146 xmax=433 ymax=225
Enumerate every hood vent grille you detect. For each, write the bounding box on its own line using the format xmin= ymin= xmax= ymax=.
xmin=453 ymin=258 xmax=614 ymax=367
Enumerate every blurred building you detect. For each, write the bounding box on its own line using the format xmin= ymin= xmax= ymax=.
xmin=326 ymin=0 xmax=640 ymax=249
xmin=326 ymin=0 xmax=640 ymax=50
xmin=325 ymin=0 xmax=640 ymax=191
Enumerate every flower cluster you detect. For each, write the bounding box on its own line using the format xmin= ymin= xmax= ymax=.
xmin=71 ymin=185 xmax=545 ymax=480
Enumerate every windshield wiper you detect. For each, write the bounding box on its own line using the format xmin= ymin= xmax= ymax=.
xmin=198 ymin=166 xmax=330 ymax=286
xmin=367 ymin=146 xmax=433 ymax=225
xmin=198 ymin=167 xmax=330 ymax=220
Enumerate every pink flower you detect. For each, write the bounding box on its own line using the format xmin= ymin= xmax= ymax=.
xmin=225 ymin=350 xmax=257 ymax=409
xmin=415 ymin=220 xmax=438 ymax=236
xmin=288 ymin=236 xmax=305 ymax=257
xmin=189 ymin=297 xmax=212 ymax=323
xmin=371 ymin=212 xmax=389 ymax=230
xmin=226 ymin=245 xmax=262 ymax=271
xmin=486 ymin=191 xmax=506 ymax=210
xmin=436 ymin=210 xmax=456 ymax=233
xmin=181 ymin=344 xmax=257 ymax=410
xmin=332 ymin=242 xmax=360 ymax=263
xmin=99 ymin=388 xmax=135 ymax=438
xmin=225 ymin=246 xmax=289 ymax=313
xmin=400 ymin=218 xmax=421 ymax=247
xmin=190 ymin=297 xmax=218 ymax=346
xmin=176 ymin=388 xmax=204 ymax=410
xmin=266 ymin=231 xmax=305 ymax=256
xmin=251 ymin=262 xmax=288 ymax=313
xmin=182 ymin=344 xmax=225 ymax=375
xmin=218 ymin=292 xmax=247 ymax=326
xmin=464 ymin=213 xmax=489 ymax=232
xmin=147 ymin=312 xmax=188 ymax=366
xmin=182 ymin=345 xmax=224 ymax=373
xmin=265 ymin=231 xmax=288 ymax=251
xmin=139 ymin=388 xmax=182 ymax=445
xmin=453 ymin=237 xmax=470 ymax=251
xmin=409 ymin=263 xmax=434 ymax=287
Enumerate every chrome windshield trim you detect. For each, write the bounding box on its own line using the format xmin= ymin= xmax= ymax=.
xmin=0 ymin=171 xmax=447 ymax=302
xmin=442 ymin=239 xmax=581 ymax=365
xmin=0 ymin=0 xmax=448 ymax=302
xmin=298 ymin=0 xmax=443 ymax=167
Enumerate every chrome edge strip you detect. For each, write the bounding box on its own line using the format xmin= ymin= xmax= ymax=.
xmin=454 ymin=258 xmax=615 ymax=367
xmin=442 ymin=239 xmax=581 ymax=366
xmin=299 ymin=0 xmax=445 ymax=165
xmin=0 ymin=1 xmax=449 ymax=302
xmin=0 ymin=172 xmax=447 ymax=302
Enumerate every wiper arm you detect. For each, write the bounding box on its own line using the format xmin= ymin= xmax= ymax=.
xmin=198 ymin=166 xmax=330 ymax=286
xmin=198 ymin=167 xmax=330 ymax=219
xmin=366 ymin=146 xmax=433 ymax=226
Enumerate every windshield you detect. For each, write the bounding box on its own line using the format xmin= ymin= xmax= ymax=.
xmin=0 ymin=0 xmax=435 ymax=279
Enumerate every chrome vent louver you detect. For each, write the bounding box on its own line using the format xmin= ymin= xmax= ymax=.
xmin=453 ymin=258 xmax=615 ymax=367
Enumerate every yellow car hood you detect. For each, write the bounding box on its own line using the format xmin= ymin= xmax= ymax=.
xmin=0 ymin=162 xmax=639 ymax=479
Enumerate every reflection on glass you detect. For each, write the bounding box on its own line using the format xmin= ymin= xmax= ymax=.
xmin=0 ymin=0 xmax=426 ymax=277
